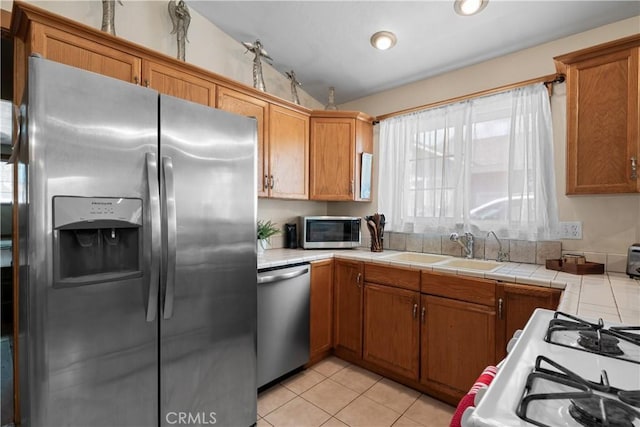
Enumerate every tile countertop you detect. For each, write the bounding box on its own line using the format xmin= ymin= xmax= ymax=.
xmin=258 ymin=248 xmax=640 ymax=325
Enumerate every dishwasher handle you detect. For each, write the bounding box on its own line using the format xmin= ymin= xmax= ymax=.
xmin=258 ymin=267 xmax=309 ymax=284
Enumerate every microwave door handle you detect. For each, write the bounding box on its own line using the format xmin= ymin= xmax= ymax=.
xmin=145 ymin=153 xmax=161 ymax=322
xmin=162 ymin=156 xmax=177 ymax=320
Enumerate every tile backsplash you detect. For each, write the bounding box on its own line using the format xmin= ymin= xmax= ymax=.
xmin=370 ymin=232 xmax=627 ymax=273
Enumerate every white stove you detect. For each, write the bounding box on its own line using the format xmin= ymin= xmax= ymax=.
xmin=463 ymin=309 xmax=640 ymax=427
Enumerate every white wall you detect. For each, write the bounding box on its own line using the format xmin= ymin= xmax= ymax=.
xmin=1 ymin=0 xmax=330 ymax=242
xmin=333 ymin=16 xmax=640 ymax=262
xmin=4 ymin=2 xmax=638 ymax=257
xmin=1 ymin=0 xmax=324 ymax=109
xmin=257 ymin=198 xmax=328 ymax=248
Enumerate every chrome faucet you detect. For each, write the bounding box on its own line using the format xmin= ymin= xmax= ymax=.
xmin=450 ymin=232 xmax=474 ymax=259
xmin=486 ymin=231 xmax=508 ymax=262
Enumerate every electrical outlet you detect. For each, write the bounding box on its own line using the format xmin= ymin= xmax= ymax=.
xmin=558 ymin=221 xmax=582 ymax=239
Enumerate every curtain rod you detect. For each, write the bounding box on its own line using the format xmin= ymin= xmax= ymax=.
xmin=373 ymin=73 xmax=565 ymax=124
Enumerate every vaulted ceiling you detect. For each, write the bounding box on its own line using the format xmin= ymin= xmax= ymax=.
xmin=190 ymin=1 xmax=640 ymax=104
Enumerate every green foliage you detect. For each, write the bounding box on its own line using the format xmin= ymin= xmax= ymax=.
xmin=257 ymin=220 xmax=280 ymax=240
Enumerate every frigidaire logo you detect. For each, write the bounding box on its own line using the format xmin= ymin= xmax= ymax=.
xmin=166 ymin=412 xmax=217 ymax=425
xmin=91 ymin=201 xmax=113 ymax=205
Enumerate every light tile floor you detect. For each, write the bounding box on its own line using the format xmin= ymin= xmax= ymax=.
xmin=258 ymin=357 xmax=455 ymax=427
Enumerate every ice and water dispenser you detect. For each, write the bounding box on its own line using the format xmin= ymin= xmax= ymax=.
xmin=53 ymin=196 xmax=143 ymax=287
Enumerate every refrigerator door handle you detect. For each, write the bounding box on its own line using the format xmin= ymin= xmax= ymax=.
xmin=146 ymin=152 xmax=161 ymax=322
xmin=162 ymin=156 xmax=177 ymax=319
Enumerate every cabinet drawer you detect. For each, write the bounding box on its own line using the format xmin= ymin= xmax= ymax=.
xmin=365 ymin=263 xmax=420 ymax=291
xmin=421 ymin=271 xmax=495 ymax=306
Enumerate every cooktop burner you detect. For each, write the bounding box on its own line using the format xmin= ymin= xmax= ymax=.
xmin=545 ymin=312 xmax=640 ymax=364
xmin=620 ymin=390 xmax=640 ymax=408
xmin=578 ymin=330 xmax=624 ymax=355
xmin=569 ymin=396 xmax=636 ymax=427
xmin=517 ymin=356 xmax=640 ymax=427
xmin=610 ymin=327 xmax=640 ymax=346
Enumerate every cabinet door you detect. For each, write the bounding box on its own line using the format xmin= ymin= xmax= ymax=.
xmin=310 ymin=260 xmax=334 ymax=363
xmin=355 ymin=119 xmax=373 ymax=202
xmin=421 ymin=295 xmax=496 ymax=398
xmin=142 ymin=60 xmax=216 ymax=107
xmin=365 ymin=264 xmax=420 ymax=292
xmin=310 ymin=118 xmax=355 ymax=200
xmin=363 ymin=283 xmax=419 ymax=379
xmin=269 ymin=105 xmax=309 ymax=199
xmin=495 ymin=283 xmax=561 ymax=360
xmin=566 ymin=47 xmax=639 ymax=194
xmin=217 ymin=87 xmax=269 ymax=197
xmin=30 ymin=23 xmax=141 ymax=84
xmin=333 ymin=260 xmax=363 ymax=360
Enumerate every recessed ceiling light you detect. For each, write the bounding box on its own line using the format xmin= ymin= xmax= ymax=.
xmin=454 ymin=0 xmax=488 ymax=16
xmin=370 ymin=31 xmax=397 ymax=50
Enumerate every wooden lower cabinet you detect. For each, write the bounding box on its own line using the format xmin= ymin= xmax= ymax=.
xmin=309 ymin=259 xmax=333 ymax=364
xmin=495 ymin=283 xmax=561 ymax=360
xmin=363 ymin=283 xmax=420 ymax=379
xmin=315 ymin=259 xmax=563 ymax=405
xmin=420 ymin=294 xmax=496 ymax=399
xmin=333 ymin=259 xmax=363 ymax=360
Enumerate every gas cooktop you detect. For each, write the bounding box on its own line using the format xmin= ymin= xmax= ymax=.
xmin=464 ymin=309 xmax=640 ymax=427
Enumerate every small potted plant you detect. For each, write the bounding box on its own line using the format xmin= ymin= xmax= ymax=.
xmin=257 ymin=220 xmax=280 ymax=255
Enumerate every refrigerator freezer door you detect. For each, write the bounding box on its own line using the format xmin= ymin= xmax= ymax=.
xmin=20 ymin=57 xmax=159 ymax=426
xmin=159 ymin=95 xmax=257 ymax=426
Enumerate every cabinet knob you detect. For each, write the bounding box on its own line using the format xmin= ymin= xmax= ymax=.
xmin=631 ymin=156 xmax=637 ymax=180
xmin=421 ymin=306 xmax=426 ymax=323
xmin=413 ymin=303 xmax=418 ymax=318
xmin=350 ymin=180 xmax=354 ymax=195
xmin=498 ymin=298 xmax=504 ymax=320
xmin=264 ymin=175 xmax=269 ymax=190
xmin=356 ymin=273 xmax=361 ymax=287
xmin=133 ymin=76 xmax=139 ymax=85
xmin=144 ymin=79 xmax=150 ymax=88
xmin=270 ymin=175 xmax=275 ymax=190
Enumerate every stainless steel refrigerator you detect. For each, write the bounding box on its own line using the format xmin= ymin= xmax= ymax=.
xmin=16 ymin=56 xmax=257 ymax=426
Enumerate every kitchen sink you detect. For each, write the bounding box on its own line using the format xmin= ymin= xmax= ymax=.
xmin=381 ymin=252 xmax=450 ymax=264
xmin=438 ymin=258 xmax=503 ymax=271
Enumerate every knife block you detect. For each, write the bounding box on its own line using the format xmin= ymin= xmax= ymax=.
xmin=368 ymin=224 xmax=384 ymax=252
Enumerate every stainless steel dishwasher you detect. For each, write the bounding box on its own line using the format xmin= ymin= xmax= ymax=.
xmin=257 ymin=263 xmax=310 ymax=388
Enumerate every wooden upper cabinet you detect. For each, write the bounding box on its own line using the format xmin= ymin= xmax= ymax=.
xmin=142 ymin=60 xmax=215 ymax=107
xmin=217 ymin=90 xmax=310 ymax=199
xmin=555 ymin=35 xmax=640 ymax=194
xmin=29 ymin=24 xmax=140 ymax=84
xmin=268 ymin=105 xmax=309 ymax=199
xmin=12 ymin=19 xmax=141 ymax=103
xmin=216 ymin=86 xmax=269 ymax=197
xmin=310 ymin=111 xmax=373 ymax=201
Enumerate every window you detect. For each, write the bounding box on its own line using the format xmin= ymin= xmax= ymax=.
xmin=378 ymin=83 xmax=558 ymax=240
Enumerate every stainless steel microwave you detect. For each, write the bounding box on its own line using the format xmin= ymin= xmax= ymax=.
xmin=300 ymin=216 xmax=361 ymax=249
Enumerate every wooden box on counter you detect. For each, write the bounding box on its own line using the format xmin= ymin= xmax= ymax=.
xmin=545 ymin=259 xmax=605 ymax=275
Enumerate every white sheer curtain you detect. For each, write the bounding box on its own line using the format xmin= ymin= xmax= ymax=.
xmin=378 ymin=83 xmax=558 ymax=240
